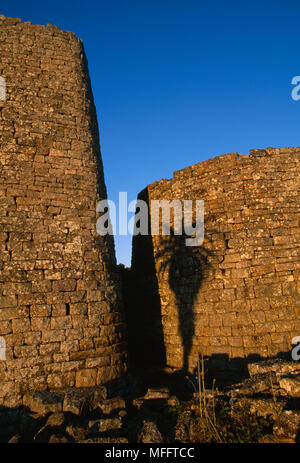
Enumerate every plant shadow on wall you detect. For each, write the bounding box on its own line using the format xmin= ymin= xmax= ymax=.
xmin=154 ymin=228 xmax=215 ymax=372
xmin=123 ymin=188 xmax=216 ymax=374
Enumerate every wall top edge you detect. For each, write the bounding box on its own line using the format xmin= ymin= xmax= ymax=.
xmin=0 ymin=14 xmax=81 ymax=41
xmin=140 ymin=146 xmax=300 ymax=195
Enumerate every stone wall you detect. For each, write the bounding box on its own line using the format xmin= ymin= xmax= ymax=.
xmin=0 ymin=16 xmax=127 ymax=406
xmin=130 ymin=148 xmax=300 ymax=373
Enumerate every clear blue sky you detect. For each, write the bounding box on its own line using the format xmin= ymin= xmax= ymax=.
xmin=2 ymin=1 xmax=300 ymax=266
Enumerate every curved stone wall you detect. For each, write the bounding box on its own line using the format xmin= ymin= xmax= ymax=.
xmin=0 ymin=16 xmax=127 ymax=406
xmin=131 ymin=148 xmax=300 ymax=373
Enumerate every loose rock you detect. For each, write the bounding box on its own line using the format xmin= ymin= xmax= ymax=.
xmin=139 ymin=420 xmax=164 ymax=443
xmin=273 ymin=410 xmax=300 ymax=442
xmin=23 ymin=391 xmax=64 ymax=416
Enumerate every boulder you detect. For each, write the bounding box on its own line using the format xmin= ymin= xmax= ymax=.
xmin=273 ymin=410 xmax=300 ymax=442
xmin=132 ymin=397 xmax=144 ymax=409
xmin=65 ymin=425 xmax=89 ymax=441
xmin=77 ymin=437 xmax=128 ymax=443
xmin=174 ymin=411 xmax=193 ymax=442
xmin=279 ymin=376 xmax=300 ymax=397
xmin=230 ymin=397 xmax=285 ymax=420
xmin=89 ymin=386 xmax=107 ymax=410
xmin=48 ymin=434 xmax=69 ymax=443
xmin=63 ymin=389 xmax=88 ymax=415
xmin=230 ymin=372 xmax=277 ymax=394
xmin=99 ymin=397 xmax=126 ymax=415
xmin=248 ymin=359 xmax=300 ymax=379
xmin=88 ymin=417 xmax=122 ymax=433
xmin=144 ymin=387 xmax=170 ymax=400
xmin=139 ymin=420 xmax=164 ymax=443
xmin=8 ymin=434 xmax=21 ymax=443
xmin=23 ymin=391 xmax=64 ymax=415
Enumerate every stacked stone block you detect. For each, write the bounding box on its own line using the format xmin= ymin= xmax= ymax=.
xmin=131 ymin=148 xmax=300 ymax=371
xmin=0 ymin=16 xmax=127 ymax=406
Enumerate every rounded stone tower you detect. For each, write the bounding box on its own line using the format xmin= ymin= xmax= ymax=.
xmin=0 ymin=16 xmax=127 ymax=406
xmin=130 ymin=148 xmax=300 ymax=377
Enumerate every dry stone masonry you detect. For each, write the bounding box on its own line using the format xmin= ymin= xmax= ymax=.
xmin=0 ymin=14 xmax=300 ymax=416
xmin=0 ymin=16 xmax=127 ymax=406
xmin=130 ymin=147 xmax=300 ymax=373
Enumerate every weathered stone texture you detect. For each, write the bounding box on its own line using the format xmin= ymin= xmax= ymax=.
xmin=0 ymin=16 xmax=127 ymax=405
xmin=131 ymin=147 xmax=300 ymax=371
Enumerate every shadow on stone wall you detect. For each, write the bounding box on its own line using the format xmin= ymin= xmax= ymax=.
xmin=122 ymin=188 xmax=215 ymax=372
xmin=202 ymin=351 xmax=291 ymax=387
xmin=134 ymin=351 xmax=296 ymax=396
xmin=154 ymin=229 xmax=214 ymax=371
xmin=120 ymin=233 xmax=166 ymax=370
